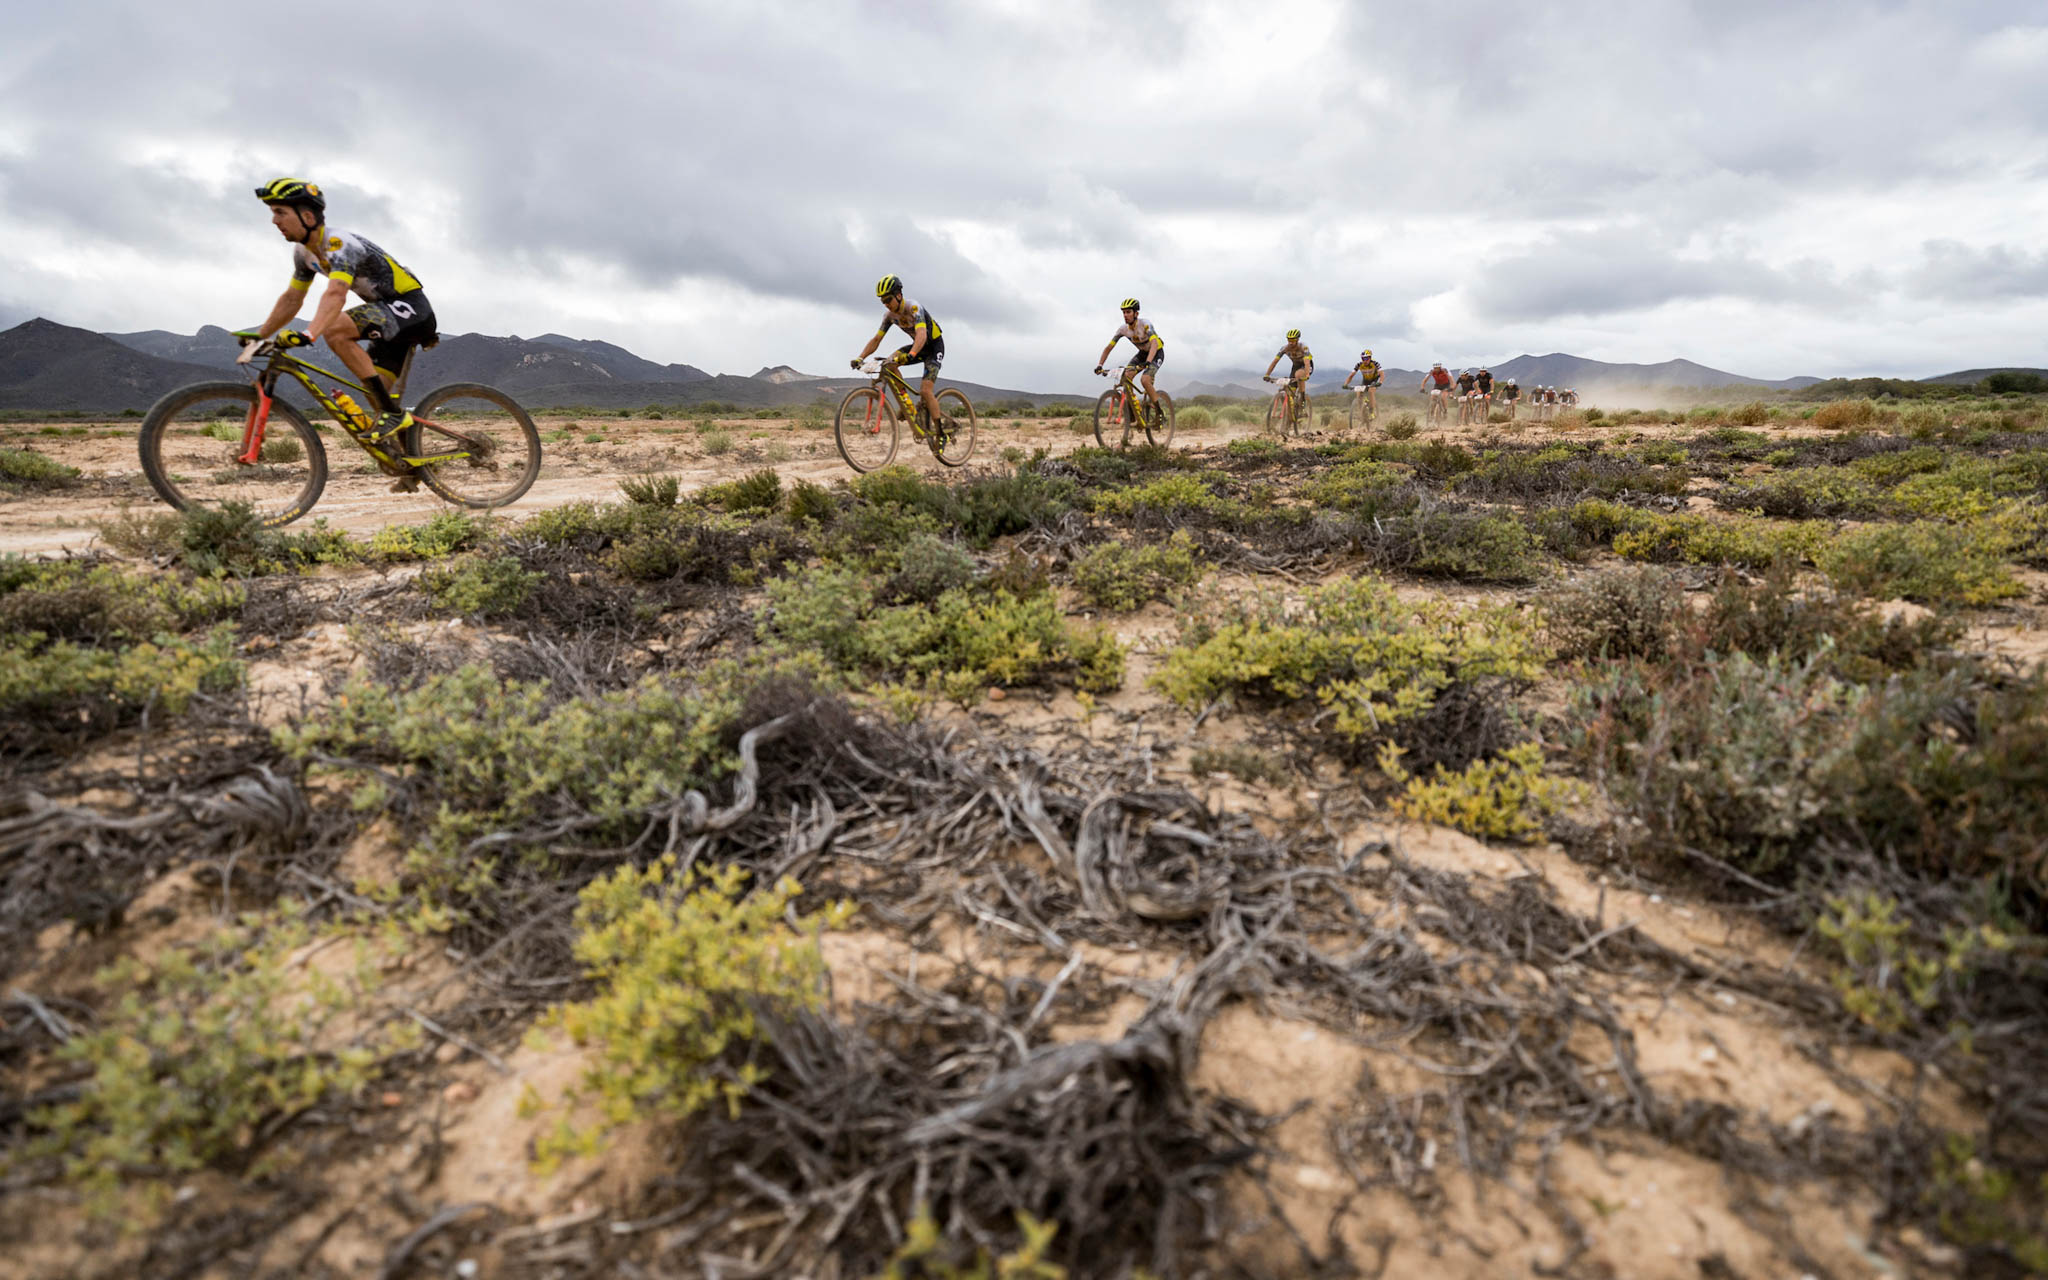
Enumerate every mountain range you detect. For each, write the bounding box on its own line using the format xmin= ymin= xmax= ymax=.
xmin=0 ymin=317 xmax=2006 ymax=415
xmin=1171 ymin=354 xmax=1823 ymax=400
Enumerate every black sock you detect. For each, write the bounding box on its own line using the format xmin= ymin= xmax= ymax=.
xmin=365 ymin=378 xmax=398 ymax=415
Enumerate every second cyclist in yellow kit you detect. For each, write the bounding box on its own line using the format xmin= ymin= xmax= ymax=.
xmin=1342 ymin=348 xmax=1383 ymax=416
xmin=1094 ymin=298 xmax=1165 ymax=411
xmin=1264 ymin=329 xmax=1314 ymax=392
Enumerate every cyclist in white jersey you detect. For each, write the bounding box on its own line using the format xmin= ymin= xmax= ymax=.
xmin=1093 ymin=298 xmax=1165 ymax=412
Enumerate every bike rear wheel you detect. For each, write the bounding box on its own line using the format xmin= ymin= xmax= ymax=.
xmin=1292 ymin=390 xmax=1312 ymax=437
xmin=1144 ymin=391 xmax=1176 ymax=447
xmin=1094 ymin=388 xmax=1134 ymax=449
xmin=835 ymin=387 xmax=897 ymax=472
xmin=137 ymin=381 xmax=328 ymax=526
xmin=932 ymin=389 xmax=977 ymax=466
xmin=406 ymin=383 xmax=542 ymax=508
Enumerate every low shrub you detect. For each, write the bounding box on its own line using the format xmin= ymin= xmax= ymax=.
xmin=1570 ymin=500 xmax=1823 ymax=569
xmin=1177 ymin=406 xmax=1215 ymax=432
xmin=701 ymin=429 xmax=734 ymax=456
xmin=1368 ymin=506 xmax=1544 ymax=582
xmin=418 ymin=554 xmax=543 ymax=617
xmin=1070 ymin=530 xmax=1207 ymax=611
xmin=620 ymin=473 xmax=681 ymax=507
xmin=1717 ymin=467 xmax=1882 ymax=519
xmin=1545 ymin=566 xmax=1690 ymax=662
xmin=1812 ymin=399 xmax=1879 ymax=431
xmin=532 ymin=861 xmax=846 ymax=1169
xmin=259 ymin=437 xmax=303 ymax=464
xmin=1 ymin=627 xmax=241 ymax=750
xmin=278 ymin=664 xmax=746 ymax=897
xmin=760 ymin=566 xmax=1123 ymax=701
xmin=22 ymin=911 xmax=408 ymax=1216
xmin=1383 ymin=412 xmax=1420 ymax=440
xmin=1383 ymin=740 xmax=1575 ymax=842
xmin=886 ymin=532 xmax=977 ymax=603
xmin=1728 ymin=401 xmax=1770 ymax=427
xmin=1820 ymin=521 xmax=2022 ymax=606
xmin=705 ymin=467 xmax=781 ymax=513
xmin=1152 ymin=575 xmax=1545 ymax=749
xmin=1225 ymin=437 xmax=1282 ymax=460
xmin=786 ymin=478 xmax=838 ymax=525
xmin=367 ymin=510 xmax=487 ymax=562
xmin=0 ymin=559 xmax=243 ymax=645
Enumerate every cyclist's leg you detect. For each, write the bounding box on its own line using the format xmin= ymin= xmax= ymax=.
xmin=918 ymin=347 xmax=945 ymax=423
xmin=313 ymin=310 xmax=393 ymax=410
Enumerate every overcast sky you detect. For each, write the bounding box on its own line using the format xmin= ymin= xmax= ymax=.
xmin=4 ymin=0 xmax=2045 ymax=390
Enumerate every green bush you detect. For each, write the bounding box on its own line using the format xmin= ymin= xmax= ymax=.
xmin=0 ymin=559 xmax=243 ymax=645
xmin=701 ymin=429 xmax=734 ymax=456
xmin=1570 ymin=500 xmax=1823 ymax=569
xmin=887 ymin=532 xmax=977 ymax=603
xmin=759 ymin=566 xmax=1122 ymax=701
xmin=1225 ymin=437 xmax=1282 ymax=460
xmin=279 ymin=664 xmax=745 ymax=897
xmin=786 ymin=478 xmax=838 ymax=525
xmin=1304 ymin=458 xmax=1409 ymax=512
xmin=1152 ymin=575 xmax=1545 ymax=745
xmin=1070 ymin=530 xmax=1206 ymax=611
xmin=1545 ymin=566 xmax=1690 ymax=662
xmin=1 ymin=627 xmax=241 ymax=737
xmin=1397 ymin=507 xmax=1544 ymax=582
xmin=1820 ymin=521 xmax=2022 ymax=605
xmin=1728 ymin=401 xmax=1770 ymax=426
xmin=1812 ymin=399 xmax=1880 ymax=431
xmin=418 ymin=554 xmax=543 ymax=617
xmin=1384 ymin=741 xmax=1575 ymax=842
xmin=1718 ymin=467 xmax=1882 ymax=519
xmin=367 ymin=510 xmax=487 ymax=562
xmin=1382 ymin=413 xmax=1420 ymax=440
xmin=532 ymin=861 xmax=845 ymax=1170
xmin=620 ymin=473 xmax=681 ymax=507
xmin=23 ymin=910 xmax=408 ymax=1216
xmin=259 ymin=436 xmax=303 ymax=464
xmin=1177 ymin=406 xmax=1214 ymax=432
xmin=171 ymin=502 xmax=354 ymax=576
xmin=705 ymin=467 xmax=781 ymax=513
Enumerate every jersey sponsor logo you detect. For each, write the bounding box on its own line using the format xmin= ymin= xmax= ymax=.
xmin=327 ymin=236 xmax=343 ymax=251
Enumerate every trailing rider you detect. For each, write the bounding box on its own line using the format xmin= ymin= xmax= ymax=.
xmin=1094 ymin=299 xmax=1166 ymax=416
xmin=853 ymin=275 xmax=954 ymax=452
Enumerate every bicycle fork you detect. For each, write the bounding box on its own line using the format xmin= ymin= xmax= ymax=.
xmin=236 ymin=384 xmax=275 ymax=464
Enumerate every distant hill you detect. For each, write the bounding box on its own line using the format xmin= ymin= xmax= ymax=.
xmin=0 ymin=319 xmax=228 ymax=411
xmin=1921 ymin=367 xmax=2048 ymax=387
xmin=4 ymin=318 xmax=1086 ymax=413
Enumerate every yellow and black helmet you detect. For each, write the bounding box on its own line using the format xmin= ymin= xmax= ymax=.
xmin=1120 ymin=297 xmax=1140 ymax=311
xmin=1360 ymin=348 xmax=1372 ymax=358
xmin=1286 ymin=328 xmax=1301 ymax=340
xmin=255 ymin=176 xmax=324 ymax=214
xmin=875 ymin=274 xmax=903 ymax=299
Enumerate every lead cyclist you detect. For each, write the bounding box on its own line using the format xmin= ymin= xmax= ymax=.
xmin=251 ymin=177 xmax=439 ymax=490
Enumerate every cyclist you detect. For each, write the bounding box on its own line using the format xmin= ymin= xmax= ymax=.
xmin=1500 ymin=377 xmax=1521 ymax=420
xmin=1264 ymin=329 xmax=1314 ymax=397
xmin=1342 ymin=348 xmax=1383 ymax=417
xmin=1474 ymin=367 xmax=1495 ymax=420
xmin=1094 ymin=298 xmax=1164 ymax=412
xmin=1454 ymin=367 xmax=1479 ymax=424
xmin=1561 ymin=387 xmax=1580 ymax=408
xmin=252 ymin=177 xmax=438 ymax=489
xmin=852 ymin=274 xmax=951 ymax=448
xmin=1420 ymin=362 xmax=1453 ymax=420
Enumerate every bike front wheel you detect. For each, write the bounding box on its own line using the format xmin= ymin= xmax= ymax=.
xmin=137 ymin=381 xmax=328 ymax=526
xmin=1144 ymin=391 xmax=1176 ymax=447
xmin=932 ymin=388 xmax=977 ymax=466
xmin=835 ymin=387 xmax=897 ymax=472
xmin=1093 ymin=388 xmax=1134 ymax=449
xmin=406 ymin=383 xmax=542 ymax=508
xmin=1292 ymin=390 xmax=1312 ymax=437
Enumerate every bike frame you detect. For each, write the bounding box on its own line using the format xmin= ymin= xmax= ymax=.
xmin=233 ymin=343 xmax=466 ymax=471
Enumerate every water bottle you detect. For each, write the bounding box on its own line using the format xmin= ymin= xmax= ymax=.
xmin=333 ymin=392 xmax=374 ymax=434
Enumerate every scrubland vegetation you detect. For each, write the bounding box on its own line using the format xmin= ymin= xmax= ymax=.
xmin=3 ymin=391 xmax=2047 ymax=1276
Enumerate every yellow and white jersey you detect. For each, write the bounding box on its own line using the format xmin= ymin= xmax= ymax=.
xmin=1111 ymin=320 xmax=1164 ymax=352
xmin=290 ymin=228 xmax=425 ymax=303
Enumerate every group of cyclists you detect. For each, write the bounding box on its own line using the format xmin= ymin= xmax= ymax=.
xmin=246 ymin=176 xmax=1585 ymax=472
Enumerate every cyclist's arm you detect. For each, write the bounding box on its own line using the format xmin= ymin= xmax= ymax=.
xmin=302 ymin=276 xmax=352 ymax=343
xmin=255 ymin=280 xmax=308 ymax=339
xmin=856 ymin=331 xmax=883 ymax=362
xmin=1264 ymin=355 xmax=1281 ymax=376
xmin=1098 ymin=337 xmax=1120 ymax=366
xmin=1144 ymin=335 xmax=1162 ymax=360
xmin=905 ymin=322 xmax=927 ymax=358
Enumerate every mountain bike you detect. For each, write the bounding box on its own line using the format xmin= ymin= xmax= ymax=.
xmin=1263 ymin=376 xmax=1312 ymax=438
xmin=1092 ymin=365 xmax=1175 ymax=449
xmin=137 ymin=331 xmax=541 ymax=527
xmin=1425 ymin=387 xmax=1450 ymax=426
xmin=1347 ymin=384 xmax=1379 ymax=431
xmin=833 ymin=358 xmax=977 ymax=473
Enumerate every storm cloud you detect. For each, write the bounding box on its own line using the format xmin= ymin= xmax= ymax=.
xmin=3 ymin=0 xmax=2046 ymax=387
